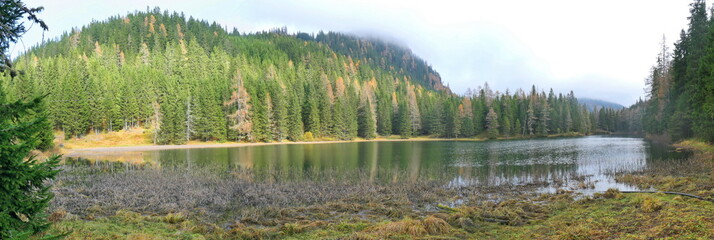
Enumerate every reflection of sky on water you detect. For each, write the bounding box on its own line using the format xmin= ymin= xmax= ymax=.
xmin=445 ymin=136 xmax=672 ymax=192
xmin=70 ymin=136 xmax=685 ymax=192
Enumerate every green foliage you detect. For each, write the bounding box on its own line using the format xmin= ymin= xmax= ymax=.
xmin=0 ymin=0 xmax=47 ymax=75
xmin=0 ymin=92 xmax=61 ymax=238
xmin=485 ymin=107 xmax=499 ymax=139
xmin=358 ymin=101 xmax=377 ymax=139
xmin=1 ymin=1 xmax=61 ymax=238
xmin=6 ymin=10 xmax=599 ymax=143
xmin=286 ymin=91 xmax=304 ymax=141
xmin=618 ymin=0 xmax=714 ymax=143
xmin=376 ymin=91 xmax=393 ymax=136
xmin=303 ymin=131 xmax=314 ymax=141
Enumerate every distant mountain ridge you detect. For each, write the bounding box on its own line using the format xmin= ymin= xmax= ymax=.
xmin=578 ymin=98 xmax=625 ymax=111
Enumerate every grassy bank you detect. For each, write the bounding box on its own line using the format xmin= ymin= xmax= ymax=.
xmin=43 ymin=184 xmax=714 ymax=239
xmin=55 ymin=128 xmax=153 ymax=151
xmin=615 ymin=139 xmax=714 ymax=204
xmin=676 ymin=139 xmax=714 ymax=154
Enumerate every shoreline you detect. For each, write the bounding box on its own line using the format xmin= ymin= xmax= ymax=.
xmin=63 ymin=132 xmax=591 ymax=156
xmin=64 ymin=137 xmax=482 ymax=156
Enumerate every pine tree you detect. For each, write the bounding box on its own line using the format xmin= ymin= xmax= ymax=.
xmin=693 ymin=10 xmax=714 ymax=142
xmin=526 ymin=103 xmax=536 ymax=136
xmin=473 ymin=91 xmax=487 ymax=134
xmin=271 ymin=87 xmax=288 ymax=141
xmin=286 ymin=91 xmax=304 ymax=141
xmin=376 ymin=91 xmax=392 ymax=136
xmin=319 ymin=74 xmax=334 ymax=137
xmin=443 ymin=99 xmax=460 ymax=138
xmin=251 ymin=89 xmax=271 ymax=142
xmin=1 ymin=2 xmax=61 ymax=238
xmin=667 ymin=0 xmax=707 ymax=141
xmin=537 ymin=98 xmax=550 ymax=136
xmin=406 ymin=84 xmax=421 ymax=134
xmin=564 ymin=104 xmax=573 ymax=133
xmin=0 ymin=92 xmax=61 ymax=239
xmin=224 ymin=68 xmax=252 ymax=141
xmin=459 ymin=98 xmax=475 ymax=137
xmin=358 ymin=100 xmax=377 ymax=139
xmin=485 ymin=107 xmax=499 ymax=139
xmin=397 ymin=101 xmax=411 ymax=138
xmin=303 ymin=85 xmax=321 ymax=137
xmin=185 ymin=96 xmax=195 ymax=142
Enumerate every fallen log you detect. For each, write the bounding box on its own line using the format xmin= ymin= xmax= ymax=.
xmin=620 ymin=191 xmax=714 ymax=202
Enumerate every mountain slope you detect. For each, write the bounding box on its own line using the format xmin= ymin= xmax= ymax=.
xmin=578 ymin=98 xmax=625 ymax=111
xmin=4 ymin=9 xmax=605 ymax=143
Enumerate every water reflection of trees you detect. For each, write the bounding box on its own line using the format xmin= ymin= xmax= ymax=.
xmin=70 ymin=137 xmax=689 ymax=187
xmin=140 ymin=141 xmax=579 ymax=186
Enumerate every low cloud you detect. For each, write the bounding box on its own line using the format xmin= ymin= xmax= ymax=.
xmin=16 ymin=0 xmax=694 ymax=106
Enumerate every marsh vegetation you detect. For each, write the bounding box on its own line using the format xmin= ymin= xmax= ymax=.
xmin=39 ymin=136 xmax=714 ymax=239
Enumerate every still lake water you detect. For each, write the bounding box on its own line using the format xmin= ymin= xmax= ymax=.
xmin=70 ymin=136 xmax=687 ymax=193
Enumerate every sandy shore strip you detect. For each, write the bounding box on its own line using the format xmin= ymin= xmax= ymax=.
xmin=64 ymin=138 xmax=474 ymax=156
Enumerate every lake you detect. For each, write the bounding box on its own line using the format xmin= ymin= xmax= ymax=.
xmin=67 ymin=136 xmax=688 ymax=193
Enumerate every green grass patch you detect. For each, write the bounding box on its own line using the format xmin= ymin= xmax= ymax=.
xmin=38 ymin=193 xmax=714 ymax=239
xmin=42 ymin=211 xmax=206 ymax=239
xmin=676 ymin=139 xmax=714 ymax=154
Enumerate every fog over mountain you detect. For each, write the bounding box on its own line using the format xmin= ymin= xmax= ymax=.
xmin=13 ymin=0 xmax=698 ymax=106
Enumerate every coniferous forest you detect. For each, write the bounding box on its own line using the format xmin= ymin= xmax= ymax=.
xmin=2 ymin=8 xmax=607 ymax=144
xmin=616 ymin=0 xmax=714 ymax=143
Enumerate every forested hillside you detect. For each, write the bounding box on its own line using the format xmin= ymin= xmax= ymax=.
xmin=618 ymin=0 xmax=714 ymax=142
xmin=3 ymin=8 xmax=603 ymax=144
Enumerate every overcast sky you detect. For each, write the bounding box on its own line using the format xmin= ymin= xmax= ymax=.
xmin=11 ymin=0 xmax=704 ymax=106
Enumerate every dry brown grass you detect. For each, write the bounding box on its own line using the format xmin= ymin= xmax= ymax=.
xmin=64 ymin=152 xmax=149 ymax=165
xmin=600 ymin=188 xmax=624 ymax=199
xmin=57 ymin=127 xmax=152 ymax=150
xmin=422 ymin=215 xmax=451 ymax=235
xmin=50 ymin=164 xmax=557 ymax=240
xmin=48 ymin=209 xmax=67 ymax=223
xmin=364 ymin=218 xmax=427 ymax=237
xmin=641 ymin=197 xmax=663 ymax=212
xmin=352 ymin=215 xmax=452 ymax=239
xmin=676 ymin=139 xmax=714 ymax=154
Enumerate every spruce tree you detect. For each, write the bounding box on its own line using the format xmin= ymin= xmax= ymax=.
xmin=397 ymin=104 xmax=412 ymax=138
xmin=0 ymin=91 xmax=61 ymax=238
xmin=286 ymin=91 xmax=304 ymax=141
xmin=1 ymin=1 xmax=61 ymax=238
xmin=486 ymin=107 xmax=499 ymax=139
xmin=271 ymin=86 xmax=288 ymax=141
xmin=376 ymin=92 xmax=392 ymax=136
xmin=303 ymin=86 xmax=321 ymax=137
xmin=443 ymin=99 xmax=460 ymax=138
xmin=358 ymin=100 xmax=377 ymax=139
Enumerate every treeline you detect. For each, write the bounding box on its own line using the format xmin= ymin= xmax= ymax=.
xmin=3 ymin=9 xmax=604 ymax=144
xmin=618 ymin=0 xmax=714 ymax=143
